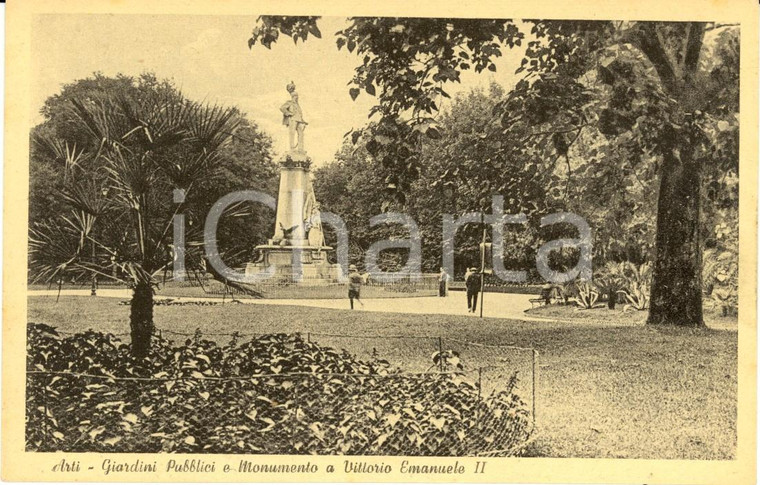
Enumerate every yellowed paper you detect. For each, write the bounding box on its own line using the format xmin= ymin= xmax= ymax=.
xmin=3 ymin=0 xmax=758 ymax=483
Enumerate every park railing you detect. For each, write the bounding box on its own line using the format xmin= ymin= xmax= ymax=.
xmin=161 ymin=272 xmax=440 ymax=299
xmin=26 ymin=330 xmax=539 ymax=456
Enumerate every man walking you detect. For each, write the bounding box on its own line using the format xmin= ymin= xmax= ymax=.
xmin=438 ymin=267 xmax=449 ymax=297
xmin=348 ymin=264 xmax=364 ymax=309
xmin=465 ymin=267 xmax=481 ymax=313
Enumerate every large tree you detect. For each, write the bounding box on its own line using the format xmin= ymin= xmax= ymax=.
xmin=30 ymin=73 xmax=278 ymax=265
xmin=250 ymin=18 xmax=739 ymax=327
xmin=494 ymin=21 xmax=739 ymax=326
xmin=408 ymin=83 xmax=551 ymax=276
xmin=29 ymin=78 xmax=244 ymax=356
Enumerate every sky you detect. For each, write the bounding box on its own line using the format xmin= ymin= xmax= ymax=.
xmin=32 ymin=14 xmax=527 ymax=165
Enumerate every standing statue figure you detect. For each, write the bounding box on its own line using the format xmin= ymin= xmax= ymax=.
xmin=280 ymin=81 xmax=308 ymax=153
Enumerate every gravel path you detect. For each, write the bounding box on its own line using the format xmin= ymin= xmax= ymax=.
xmin=27 ymin=289 xmax=560 ymax=323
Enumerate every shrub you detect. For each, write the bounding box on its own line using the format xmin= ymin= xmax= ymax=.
xmin=704 ymin=248 xmax=738 ymax=316
xmin=574 ymin=281 xmax=600 ymax=309
xmin=384 ymin=282 xmax=418 ymax=293
xmin=712 ymin=287 xmax=738 ymax=317
xmin=26 ymin=324 xmax=531 ymax=456
xmin=595 ymin=262 xmax=628 ymax=309
xmin=615 ymin=262 xmax=652 ymax=312
xmin=703 ymin=248 xmax=738 ymax=296
xmin=545 ymin=282 xmax=576 ymax=305
xmin=619 ymin=281 xmax=650 ymax=312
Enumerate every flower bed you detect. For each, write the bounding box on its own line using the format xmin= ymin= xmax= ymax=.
xmin=26 ymin=323 xmax=531 ymax=455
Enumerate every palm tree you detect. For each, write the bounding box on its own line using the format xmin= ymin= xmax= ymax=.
xmin=29 ymin=89 xmax=240 ymax=357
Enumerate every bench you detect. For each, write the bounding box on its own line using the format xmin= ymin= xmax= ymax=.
xmin=529 ymin=287 xmax=556 ymax=307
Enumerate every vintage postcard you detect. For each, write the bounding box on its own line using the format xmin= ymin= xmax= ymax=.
xmin=2 ymin=0 xmax=758 ymax=483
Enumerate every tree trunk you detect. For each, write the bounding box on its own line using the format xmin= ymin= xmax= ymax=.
xmin=607 ymin=293 xmax=616 ymax=310
xmin=647 ymin=144 xmax=704 ymax=327
xmin=130 ymin=282 xmax=155 ymax=357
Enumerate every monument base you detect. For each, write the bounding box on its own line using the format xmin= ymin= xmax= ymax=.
xmin=245 ymin=244 xmax=343 ymax=286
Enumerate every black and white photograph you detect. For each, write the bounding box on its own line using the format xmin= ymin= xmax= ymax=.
xmin=3 ymin=0 xmax=757 ymax=483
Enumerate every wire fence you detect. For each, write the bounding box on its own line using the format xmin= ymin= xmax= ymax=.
xmin=30 ymin=273 xmax=442 ymax=299
xmin=26 ymin=330 xmax=538 ymax=456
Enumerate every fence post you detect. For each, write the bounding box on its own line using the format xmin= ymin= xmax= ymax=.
xmin=438 ymin=337 xmax=444 ymax=373
xmin=477 ymin=367 xmax=483 ymax=421
xmin=41 ymin=374 xmax=49 ymax=451
xmin=477 ymin=367 xmax=483 ymax=400
xmin=532 ymin=349 xmax=538 ymax=430
xmin=294 ymin=374 xmax=301 ymax=446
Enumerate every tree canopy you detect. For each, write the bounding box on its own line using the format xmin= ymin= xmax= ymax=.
xmin=28 ymin=73 xmax=278 ymax=355
xmin=252 ymin=18 xmax=740 ymax=326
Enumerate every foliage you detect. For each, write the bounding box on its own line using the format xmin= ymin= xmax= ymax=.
xmin=312 ymin=141 xmax=396 ymax=268
xmin=559 ymin=281 xmax=578 ymax=305
xmin=620 ymin=282 xmax=650 ymax=312
xmin=574 ymin=281 xmax=600 ymax=309
xmin=703 ymin=248 xmax=738 ymax=316
xmin=250 ymin=18 xmax=739 ymax=325
xmin=28 ymin=75 xmax=250 ymax=356
xmin=410 ymin=84 xmax=549 ymax=275
xmin=703 ymin=249 xmax=738 ymax=295
xmin=251 ymin=17 xmax=523 ymax=204
xmin=27 ymin=324 xmax=531 ymax=455
xmin=614 ymin=262 xmax=652 ymax=312
xmin=620 ymin=261 xmax=652 ymax=287
xmin=711 ymin=287 xmax=737 ymax=317
xmin=593 ymin=263 xmax=628 ymax=309
xmin=29 ymin=73 xmax=278 ymax=277
xmin=314 ymin=84 xmax=550 ymax=275
xmin=507 ymin=21 xmax=739 ymax=325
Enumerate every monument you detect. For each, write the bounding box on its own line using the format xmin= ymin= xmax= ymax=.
xmin=245 ymin=82 xmax=343 ymax=284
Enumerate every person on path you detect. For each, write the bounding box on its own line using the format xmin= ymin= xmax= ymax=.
xmin=348 ymin=264 xmax=364 ymax=309
xmin=464 ymin=267 xmax=473 ymax=311
xmin=438 ymin=267 xmax=449 ymax=297
xmin=465 ymin=267 xmax=481 ymax=313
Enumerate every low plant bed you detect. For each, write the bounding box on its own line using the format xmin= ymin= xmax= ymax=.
xmin=525 ymin=301 xmax=738 ymax=328
xmin=118 ymin=298 xmax=235 ymax=307
xmin=26 ymin=323 xmax=531 ymax=455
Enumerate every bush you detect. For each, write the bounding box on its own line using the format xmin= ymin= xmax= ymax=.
xmin=574 ymin=281 xmax=600 ymax=309
xmin=703 ymin=248 xmax=738 ymax=316
xmin=617 ymin=262 xmax=652 ymax=312
xmin=26 ymin=324 xmax=531 ymax=455
xmin=595 ymin=262 xmax=628 ymax=309
xmin=544 ymin=282 xmax=576 ymax=305
xmin=711 ymin=287 xmax=738 ymax=317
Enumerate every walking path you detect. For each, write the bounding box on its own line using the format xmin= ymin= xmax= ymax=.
xmin=28 ymin=289 xmax=561 ymax=323
xmin=28 ymin=289 xmax=735 ymax=329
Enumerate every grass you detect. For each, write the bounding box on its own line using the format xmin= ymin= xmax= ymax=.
xmin=525 ymin=301 xmax=738 ymax=329
xmin=28 ymin=295 xmax=737 ymax=460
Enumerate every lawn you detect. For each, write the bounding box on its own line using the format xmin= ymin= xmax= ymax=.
xmin=525 ymin=301 xmax=738 ymax=329
xmin=27 ymin=295 xmax=737 ymax=460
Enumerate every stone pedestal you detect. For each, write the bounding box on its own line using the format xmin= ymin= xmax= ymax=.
xmin=245 ymin=151 xmax=342 ymax=285
xmin=272 ymin=152 xmax=311 ymax=242
xmin=245 ymin=244 xmax=342 ymax=285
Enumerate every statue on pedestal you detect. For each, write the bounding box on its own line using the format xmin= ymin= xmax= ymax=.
xmin=280 ymin=81 xmax=308 ymax=153
xmin=245 ymin=82 xmax=341 ymax=284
